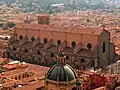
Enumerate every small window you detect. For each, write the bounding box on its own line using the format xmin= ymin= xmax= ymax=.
xmin=71 ymin=41 xmax=76 ymax=48
xmin=25 ymin=49 xmax=28 ymax=52
xmin=13 ymin=47 xmax=16 ymax=51
xmin=57 ymin=40 xmax=61 ymax=46
xmin=103 ymin=42 xmax=105 ymax=53
xmin=31 ymin=37 xmax=35 ymax=42
xmin=87 ymin=43 xmax=92 ymax=49
xmin=44 ymin=38 xmax=48 ymax=44
xmin=37 ymin=51 xmax=40 ymax=54
xmin=66 ymin=56 xmax=69 ymax=60
xmin=19 ymin=35 xmax=23 ymax=40
xmin=81 ymin=58 xmax=85 ymax=63
xmin=51 ymin=53 xmax=54 ymax=57
xmin=5 ymin=37 xmax=8 ymax=40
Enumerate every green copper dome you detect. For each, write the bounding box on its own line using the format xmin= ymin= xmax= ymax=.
xmin=46 ymin=64 xmax=77 ymax=82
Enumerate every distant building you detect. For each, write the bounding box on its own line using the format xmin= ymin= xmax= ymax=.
xmin=51 ymin=3 xmax=65 ymax=11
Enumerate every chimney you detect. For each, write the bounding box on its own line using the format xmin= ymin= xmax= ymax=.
xmin=38 ymin=14 xmax=50 ymax=25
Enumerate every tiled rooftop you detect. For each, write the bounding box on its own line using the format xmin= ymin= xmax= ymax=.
xmin=15 ymin=23 xmax=104 ymax=35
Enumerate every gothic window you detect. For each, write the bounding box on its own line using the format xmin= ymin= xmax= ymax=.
xmin=44 ymin=38 xmax=48 ymax=44
xmin=102 ymin=42 xmax=105 ymax=53
xmin=71 ymin=41 xmax=76 ymax=48
xmin=19 ymin=35 xmax=23 ymax=40
xmin=31 ymin=37 xmax=35 ymax=42
xmin=57 ymin=40 xmax=61 ymax=46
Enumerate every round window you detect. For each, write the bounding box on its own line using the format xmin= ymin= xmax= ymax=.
xmin=57 ymin=40 xmax=61 ymax=46
xmin=71 ymin=41 xmax=76 ymax=48
xmin=87 ymin=43 xmax=92 ymax=49
xmin=44 ymin=38 xmax=48 ymax=44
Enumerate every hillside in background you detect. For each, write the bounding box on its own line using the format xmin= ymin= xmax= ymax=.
xmin=0 ymin=0 xmax=119 ymax=13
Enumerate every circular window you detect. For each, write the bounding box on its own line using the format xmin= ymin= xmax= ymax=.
xmin=44 ymin=38 xmax=48 ymax=44
xmin=71 ymin=41 xmax=76 ymax=48
xmin=57 ymin=40 xmax=61 ymax=46
xmin=19 ymin=35 xmax=23 ymax=40
xmin=31 ymin=37 xmax=35 ymax=42
xmin=87 ymin=43 xmax=92 ymax=49
xmin=81 ymin=58 xmax=85 ymax=63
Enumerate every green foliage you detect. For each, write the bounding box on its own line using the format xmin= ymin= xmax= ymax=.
xmin=7 ymin=22 xmax=16 ymax=28
xmin=0 ymin=23 xmax=3 ymax=27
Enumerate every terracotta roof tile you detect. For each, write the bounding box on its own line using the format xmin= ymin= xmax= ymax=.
xmin=15 ymin=23 xmax=104 ymax=35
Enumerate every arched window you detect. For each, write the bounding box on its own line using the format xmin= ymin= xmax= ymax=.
xmin=87 ymin=43 xmax=92 ymax=49
xmin=103 ymin=42 xmax=105 ymax=53
xmin=81 ymin=58 xmax=85 ymax=63
xmin=57 ymin=40 xmax=61 ymax=46
xmin=44 ymin=38 xmax=48 ymax=44
xmin=71 ymin=41 xmax=76 ymax=48
xmin=19 ymin=35 xmax=23 ymax=40
xmin=31 ymin=37 xmax=35 ymax=42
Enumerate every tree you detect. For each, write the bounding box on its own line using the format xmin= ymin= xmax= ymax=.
xmin=7 ymin=22 xmax=16 ymax=28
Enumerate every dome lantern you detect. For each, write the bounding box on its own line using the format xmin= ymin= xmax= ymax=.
xmin=56 ymin=51 xmax=66 ymax=64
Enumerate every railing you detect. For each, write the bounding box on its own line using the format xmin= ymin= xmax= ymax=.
xmin=59 ymin=40 xmax=67 ymax=52
xmin=74 ymin=42 xmax=82 ymax=54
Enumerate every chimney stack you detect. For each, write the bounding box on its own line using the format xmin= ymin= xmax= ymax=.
xmin=38 ymin=14 xmax=50 ymax=25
